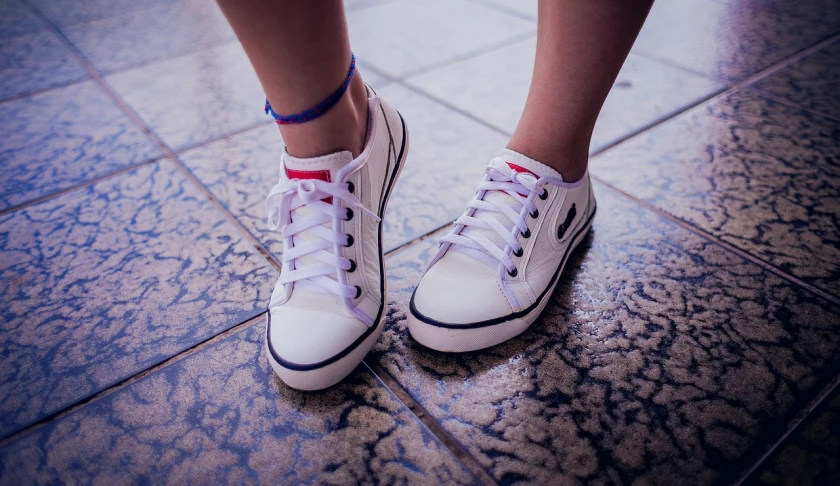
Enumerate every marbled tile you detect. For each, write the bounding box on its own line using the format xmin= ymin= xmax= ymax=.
xmin=590 ymin=89 xmax=840 ymax=298
xmin=0 ymin=0 xmax=44 ymax=40
xmin=470 ymin=0 xmax=538 ymax=20
xmin=746 ymin=386 xmax=840 ymax=485
xmin=374 ymin=186 xmax=840 ymax=485
xmin=0 ymin=160 xmax=276 ymax=438
xmin=0 ymin=81 xmax=161 ymax=212
xmin=711 ymin=0 xmax=840 ymax=34
xmin=406 ymin=37 xmax=724 ymax=151
xmin=0 ymin=29 xmax=88 ymax=101
xmin=752 ymin=41 xmax=840 ymax=122
xmin=107 ymin=42 xmax=267 ymax=153
xmin=632 ymin=0 xmax=837 ymax=82
xmin=61 ymin=0 xmax=235 ymax=74
xmin=346 ymin=0 xmax=535 ymax=78
xmin=0 ymin=320 xmax=479 ymax=485
xmin=28 ymin=0 xmax=170 ymax=28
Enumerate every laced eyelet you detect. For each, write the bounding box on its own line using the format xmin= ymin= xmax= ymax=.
xmin=347 ymin=181 xmax=355 ymax=193
xmin=513 ymin=248 xmax=523 ymax=257
xmin=354 ymin=285 xmax=362 ymax=298
xmin=539 ymin=189 xmax=548 ymax=200
xmin=344 ymin=234 xmax=354 ymax=247
xmin=347 ymin=259 xmax=356 ymax=272
xmin=530 ymin=209 xmax=539 ymax=219
xmin=521 ymin=228 xmax=531 ymax=239
xmin=345 ymin=208 xmax=354 ymax=221
xmin=507 ymin=268 xmax=518 ymax=277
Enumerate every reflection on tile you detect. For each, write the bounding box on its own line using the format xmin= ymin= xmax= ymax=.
xmin=0 ymin=81 xmax=161 ymax=211
xmin=377 ymin=84 xmax=509 ymax=250
xmin=107 ymin=42 xmax=267 ymax=152
xmin=62 ymin=0 xmax=235 ymax=74
xmin=632 ymin=0 xmax=836 ymax=81
xmin=0 ymin=321 xmax=478 ymax=485
xmin=747 ymin=386 xmax=840 ymax=485
xmin=0 ymin=29 xmax=88 ymax=101
xmin=591 ymin=90 xmax=840 ymax=297
xmin=29 ymin=0 xmax=169 ymax=28
xmin=0 ymin=160 xmax=276 ymax=438
xmin=406 ymin=37 xmax=723 ymax=151
xmin=180 ymin=124 xmax=286 ymax=258
xmin=375 ymin=186 xmax=840 ymax=484
xmin=0 ymin=0 xmax=44 ymax=40
xmin=347 ymin=0 xmax=534 ymax=77
xmin=753 ymin=41 xmax=840 ymax=121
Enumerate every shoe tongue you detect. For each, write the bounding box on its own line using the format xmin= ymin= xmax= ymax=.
xmin=499 ymin=148 xmax=564 ymax=181
xmin=282 ymin=150 xmax=354 ymax=183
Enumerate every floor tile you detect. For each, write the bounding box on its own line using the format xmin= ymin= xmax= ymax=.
xmin=0 ymin=160 xmax=276 ymax=438
xmin=752 ymin=41 xmax=840 ymax=122
xmin=590 ymin=89 xmax=840 ymax=298
xmin=28 ymin=0 xmax=170 ymax=28
xmin=406 ymin=37 xmax=724 ymax=152
xmin=181 ymin=84 xmax=509 ymax=256
xmin=470 ymin=0 xmax=537 ymax=20
xmin=0 ymin=29 xmax=88 ymax=101
xmin=0 ymin=320 xmax=478 ymax=485
xmin=61 ymin=0 xmax=235 ymax=74
xmin=0 ymin=0 xmax=44 ymax=40
xmin=374 ymin=186 xmax=840 ymax=484
xmin=712 ymin=0 xmax=840 ymax=34
xmin=632 ymin=0 xmax=836 ymax=82
xmin=746 ymin=385 xmax=840 ymax=485
xmin=0 ymin=81 xmax=161 ymax=212
xmin=107 ymin=43 xmax=267 ymax=153
xmin=346 ymin=0 xmax=535 ymax=78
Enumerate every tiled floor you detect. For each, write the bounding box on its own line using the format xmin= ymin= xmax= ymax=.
xmin=1 ymin=0 xmax=838 ymax=484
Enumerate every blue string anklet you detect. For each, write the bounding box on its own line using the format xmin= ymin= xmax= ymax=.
xmin=264 ymin=53 xmax=357 ymax=125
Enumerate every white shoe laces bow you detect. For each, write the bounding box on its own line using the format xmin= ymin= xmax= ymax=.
xmin=440 ymin=157 xmax=562 ymax=276
xmin=265 ymin=176 xmax=379 ymax=298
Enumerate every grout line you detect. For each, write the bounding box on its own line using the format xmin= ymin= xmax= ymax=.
xmin=591 ymin=177 xmax=840 ymax=307
xmin=0 ymin=77 xmax=91 ymax=106
xmin=730 ymin=32 xmax=840 ymax=90
xmin=364 ymin=361 xmax=499 ymax=485
xmin=463 ymin=0 xmax=535 ymax=22
xmin=400 ymin=82 xmax=514 ymax=136
xmin=384 ymin=222 xmax=449 ymax=257
xmin=735 ymin=373 xmax=840 ymax=485
xmin=0 ymin=314 xmax=265 ymax=447
xmin=748 ymin=87 xmax=840 ymax=124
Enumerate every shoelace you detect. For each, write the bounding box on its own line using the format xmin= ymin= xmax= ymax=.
xmin=265 ymin=177 xmax=379 ymax=298
xmin=441 ymin=158 xmax=561 ymax=276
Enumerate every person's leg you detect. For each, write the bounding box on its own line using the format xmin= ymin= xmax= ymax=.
xmin=507 ymin=0 xmax=654 ymax=182
xmin=216 ymin=0 xmax=368 ymax=158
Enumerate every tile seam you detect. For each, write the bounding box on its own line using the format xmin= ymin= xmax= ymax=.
xmin=748 ymin=87 xmax=840 ymax=124
xmin=462 ymin=0 xmax=536 ymax=23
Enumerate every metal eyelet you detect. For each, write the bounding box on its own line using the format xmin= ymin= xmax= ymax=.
xmin=521 ymin=228 xmax=531 ymax=238
xmin=345 ymin=208 xmax=354 ymax=221
xmin=507 ymin=268 xmax=518 ymax=277
xmin=347 ymin=181 xmax=355 ymax=193
xmin=345 ymin=234 xmax=354 ymax=247
xmin=539 ymin=189 xmax=548 ymax=200
xmin=348 ymin=259 xmax=356 ymax=272
xmin=354 ymin=285 xmax=362 ymax=298
xmin=530 ymin=209 xmax=539 ymax=219
xmin=513 ymin=248 xmax=523 ymax=257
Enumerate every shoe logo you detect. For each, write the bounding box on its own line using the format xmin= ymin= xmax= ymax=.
xmin=557 ymin=203 xmax=576 ymax=240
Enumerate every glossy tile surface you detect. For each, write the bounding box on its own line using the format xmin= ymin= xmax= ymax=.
xmin=374 ymin=186 xmax=840 ymax=484
xmin=747 ymin=386 xmax=840 ymax=485
xmin=107 ymin=43 xmax=267 ymax=152
xmin=0 ymin=81 xmax=161 ymax=211
xmin=62 ymin=0 xmax=235 ymax=74
xmin=471 ymin=0 xmax=537 ymax=20
xmin=0 ymin=160 xmax=276 ymax=438
xmin=632 ymin=0 xmax=836 ymax=81
xmin=712 ymin=0 xmax=840 ymax=33
xmin=753 ymin=41 xmax=840 ymax=121
xmin=28 ymin=0 xmax=170 ymax=28
xmin=407 ymin=37 xmax=724 ymax=151
xmin=0 ymin=30 xmax=88 ymax=101
xmin=591 ymin=90 xmax=840 ymax=297
xmin=347 ymin=0 xmax=535 ymax=77
xmin=0 ymin=320 xmax=478 ymax=485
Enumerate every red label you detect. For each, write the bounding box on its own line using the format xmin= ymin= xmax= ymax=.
xmin=506 ymin=162 xmax=535 ymax=177
xmin=285 ymin=168 xmax=333 ymax=203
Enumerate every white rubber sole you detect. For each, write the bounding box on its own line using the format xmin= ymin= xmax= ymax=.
xmin=407 ymin=208 xmax=594 ymax=353
xmin=267 ymin=114 xmax=409 ymax=391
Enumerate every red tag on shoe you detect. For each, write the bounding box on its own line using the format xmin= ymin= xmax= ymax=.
xmin=506 ymin=162 xmax=535 ymax=196
xmin=285 ymin=168 xmax=333 ymax=203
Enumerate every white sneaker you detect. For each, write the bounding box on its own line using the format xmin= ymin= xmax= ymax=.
xmin=407 ymin=149 xmax=595 ymax=352
xmin=264 ymin=90 xmax=408 ymax=390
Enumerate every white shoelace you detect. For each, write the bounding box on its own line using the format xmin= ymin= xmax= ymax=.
xmin=265 ymin=177 xmax=379 ymax=298
xmin=441 ymin=158 xmax=562 ymax=275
